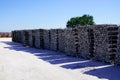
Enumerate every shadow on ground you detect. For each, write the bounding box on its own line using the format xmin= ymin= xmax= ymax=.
xmin=84 ymin=65 xmax=120 ymax=80
xmin=2 ymin=41 xmax=120 ymax=80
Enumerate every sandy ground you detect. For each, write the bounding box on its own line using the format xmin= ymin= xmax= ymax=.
xmin=0 ymin=38 xmax=120 ymax=80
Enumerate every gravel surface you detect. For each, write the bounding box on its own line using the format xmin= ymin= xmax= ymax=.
xmin=0 ymin=38 xmax=119 ymax=80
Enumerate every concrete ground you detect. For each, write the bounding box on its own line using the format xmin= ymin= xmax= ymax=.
xmin=0 ymin=38 xmax=120 ymax=80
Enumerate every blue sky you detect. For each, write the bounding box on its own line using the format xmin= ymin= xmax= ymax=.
xmin=0 ymin=0 xmax=120 ymax=32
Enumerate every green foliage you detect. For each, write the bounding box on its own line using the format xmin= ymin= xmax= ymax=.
xmin=66 ymin=14 xmax=95 ymax=28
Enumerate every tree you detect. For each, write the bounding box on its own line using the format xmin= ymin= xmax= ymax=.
xmin=66 ymin=14 xmax=95 ymax=28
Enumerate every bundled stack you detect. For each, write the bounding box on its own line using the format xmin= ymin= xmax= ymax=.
xmin=34 ymin=29 xmax=40 ymax=48
xmin=27 ymin=30 xmax=33 ymax=47
xmin=18 ymin=31 xmax=23 ymax=43
xmin=39 ymin=29 xmax=45 ymax=49
xmin=64 ymin=28 xmax=79 ymax=56
xmin=34 ymin=29 xmax=44 ymax=49
xmin=107 ymin=26 xmax=120 ymax=64
xmin=12 ymin=31 xmax=17 ymax=42
xmin=32 ymin=30 xmax=36 ymax=47
xmin=14 ymin=31 xmax=18 ymax=42
xmin=43 ymin=30 xmax=51 ymax=50
xmin=116 ymin=26 xmax=120 ymax=65
xmin=12 ymin=30 xmax=22 ymax=43
xmin=94 ymin=25 xmax=108 ymax=62
xmin=50 ymin=29 xmax=59 ymax=51
xmin=94 ymin=25 xmax=119 ymax=63
xmin=58 ymin=29 xmax=65 ymax=52
xmin=107 ymin=26 xmax=119 ymax=64
xmin=77 ymin=27 xmax=90 ymax=59
xmin=87 ymin=27 xmax=95 ymax=59
xmin=12 ymin=31 xmax=16 ymax=42
xmin=20 ymin=30 xmax=25 ymax=44
xmin=23 ymin=30 xmax=30 ymax=46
